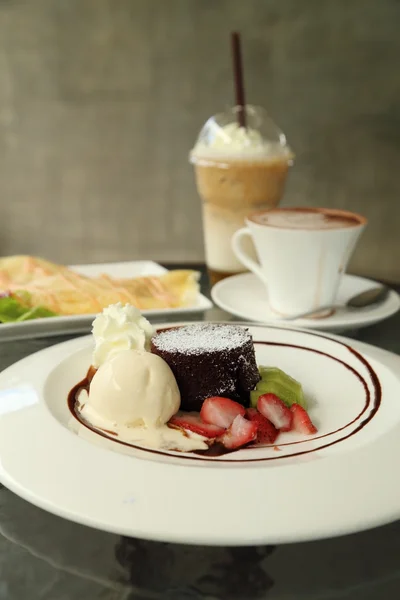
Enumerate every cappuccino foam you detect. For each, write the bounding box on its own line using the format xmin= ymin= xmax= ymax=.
xmin=252 ymin=209 xmax=361 ymax=230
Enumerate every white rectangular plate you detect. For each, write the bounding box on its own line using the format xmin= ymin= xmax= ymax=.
xmin=0 ymin=261 xmax=212 ymax=342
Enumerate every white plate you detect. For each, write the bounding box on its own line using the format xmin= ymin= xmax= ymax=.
xmin=212 ymin=273 xmax=400 ymax=332
xmin=0 ymin=322 xmax=399 ymax=545
xmin=0 ymin=261 xmax=212 ymax=341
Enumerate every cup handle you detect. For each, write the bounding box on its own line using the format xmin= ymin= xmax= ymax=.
xmin=232 ymin=228 xmax=266 ymax=283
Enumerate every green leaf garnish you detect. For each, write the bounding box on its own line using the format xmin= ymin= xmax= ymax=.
xmin=0 ymin=295 xmax=57 ymax=323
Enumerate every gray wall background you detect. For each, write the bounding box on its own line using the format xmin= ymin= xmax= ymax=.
xmin=0 ymin=0 xmax=399 ymax=281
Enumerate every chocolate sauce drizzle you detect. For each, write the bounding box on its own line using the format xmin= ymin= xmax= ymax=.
xmin=67 ymin=334 xmax=381 ymax=464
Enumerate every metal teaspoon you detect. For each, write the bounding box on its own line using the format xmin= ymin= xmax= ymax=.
xmin=277 ymin=285 xmax=390 ymax=321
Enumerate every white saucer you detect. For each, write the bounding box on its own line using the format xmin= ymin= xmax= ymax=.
xmin=0 ymin=322 xmax=399 ymax=545
xmin=212 ymin=273 xmax=400 ymax=332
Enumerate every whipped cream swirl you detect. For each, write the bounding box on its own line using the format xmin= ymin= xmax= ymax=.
xmin=191 ymin=122 xmax=290 ymax=161
xmin=92 ymin=303 xmax=154 ymax=368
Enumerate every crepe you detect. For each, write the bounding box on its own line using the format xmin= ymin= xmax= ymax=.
xmin=0 ymin=256 xmax=200 ymax=317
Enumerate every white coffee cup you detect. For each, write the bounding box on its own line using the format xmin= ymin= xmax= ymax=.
xmin=232 ymin=207 xmax=367 ymax=318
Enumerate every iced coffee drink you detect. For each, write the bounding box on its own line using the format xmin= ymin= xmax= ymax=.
xmin=190 ymin=105 xmax=293 ymax=286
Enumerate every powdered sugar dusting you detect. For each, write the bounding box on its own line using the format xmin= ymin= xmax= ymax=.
xmin=153 ymin=324 xmax=252 ymax=355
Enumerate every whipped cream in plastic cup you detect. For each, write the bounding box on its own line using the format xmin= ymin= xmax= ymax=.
xmin=190 ymin=105 xmax=293 ymax=286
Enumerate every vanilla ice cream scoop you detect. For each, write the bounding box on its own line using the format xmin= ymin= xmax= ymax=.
xmin=81 ymin=349 xmax=180 ymax=428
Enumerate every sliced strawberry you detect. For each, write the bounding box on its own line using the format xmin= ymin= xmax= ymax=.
xmin=169 ymin=412 xmax=225 ymax=438
xmin=218 ymin=414 xmax=258 ymax=449
xmin=246 ymin=407 xmax=278 ymax=445
xmin=257 ymin=393 xmax=293 ymax=432
xmin=291 ymin=404 xmax=317 ymax=435
xmin=200 ymin=396 xmax=246 ymax=429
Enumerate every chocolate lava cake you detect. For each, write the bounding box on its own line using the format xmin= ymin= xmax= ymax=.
xmin=150 ymin=324 xmax=260 ymax=411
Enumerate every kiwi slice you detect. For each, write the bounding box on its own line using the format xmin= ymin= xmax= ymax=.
xmin=258 ymin=366 xmax=301 ymax=389
xmin=251 ymin=366 xmax=306 ymax=409
xmin=250 ymin=389 xmax=263 ymax=408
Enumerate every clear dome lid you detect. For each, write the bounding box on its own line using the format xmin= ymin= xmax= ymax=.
xmin=190 ymin=105 xmax=293 ymax=163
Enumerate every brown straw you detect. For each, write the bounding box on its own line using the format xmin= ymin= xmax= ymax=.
xmin=231 ymin=31 xmax=246 ymax=128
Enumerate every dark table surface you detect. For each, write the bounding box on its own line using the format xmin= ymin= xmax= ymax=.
xmin=0 ymin=266 xmax=399 ymax=600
